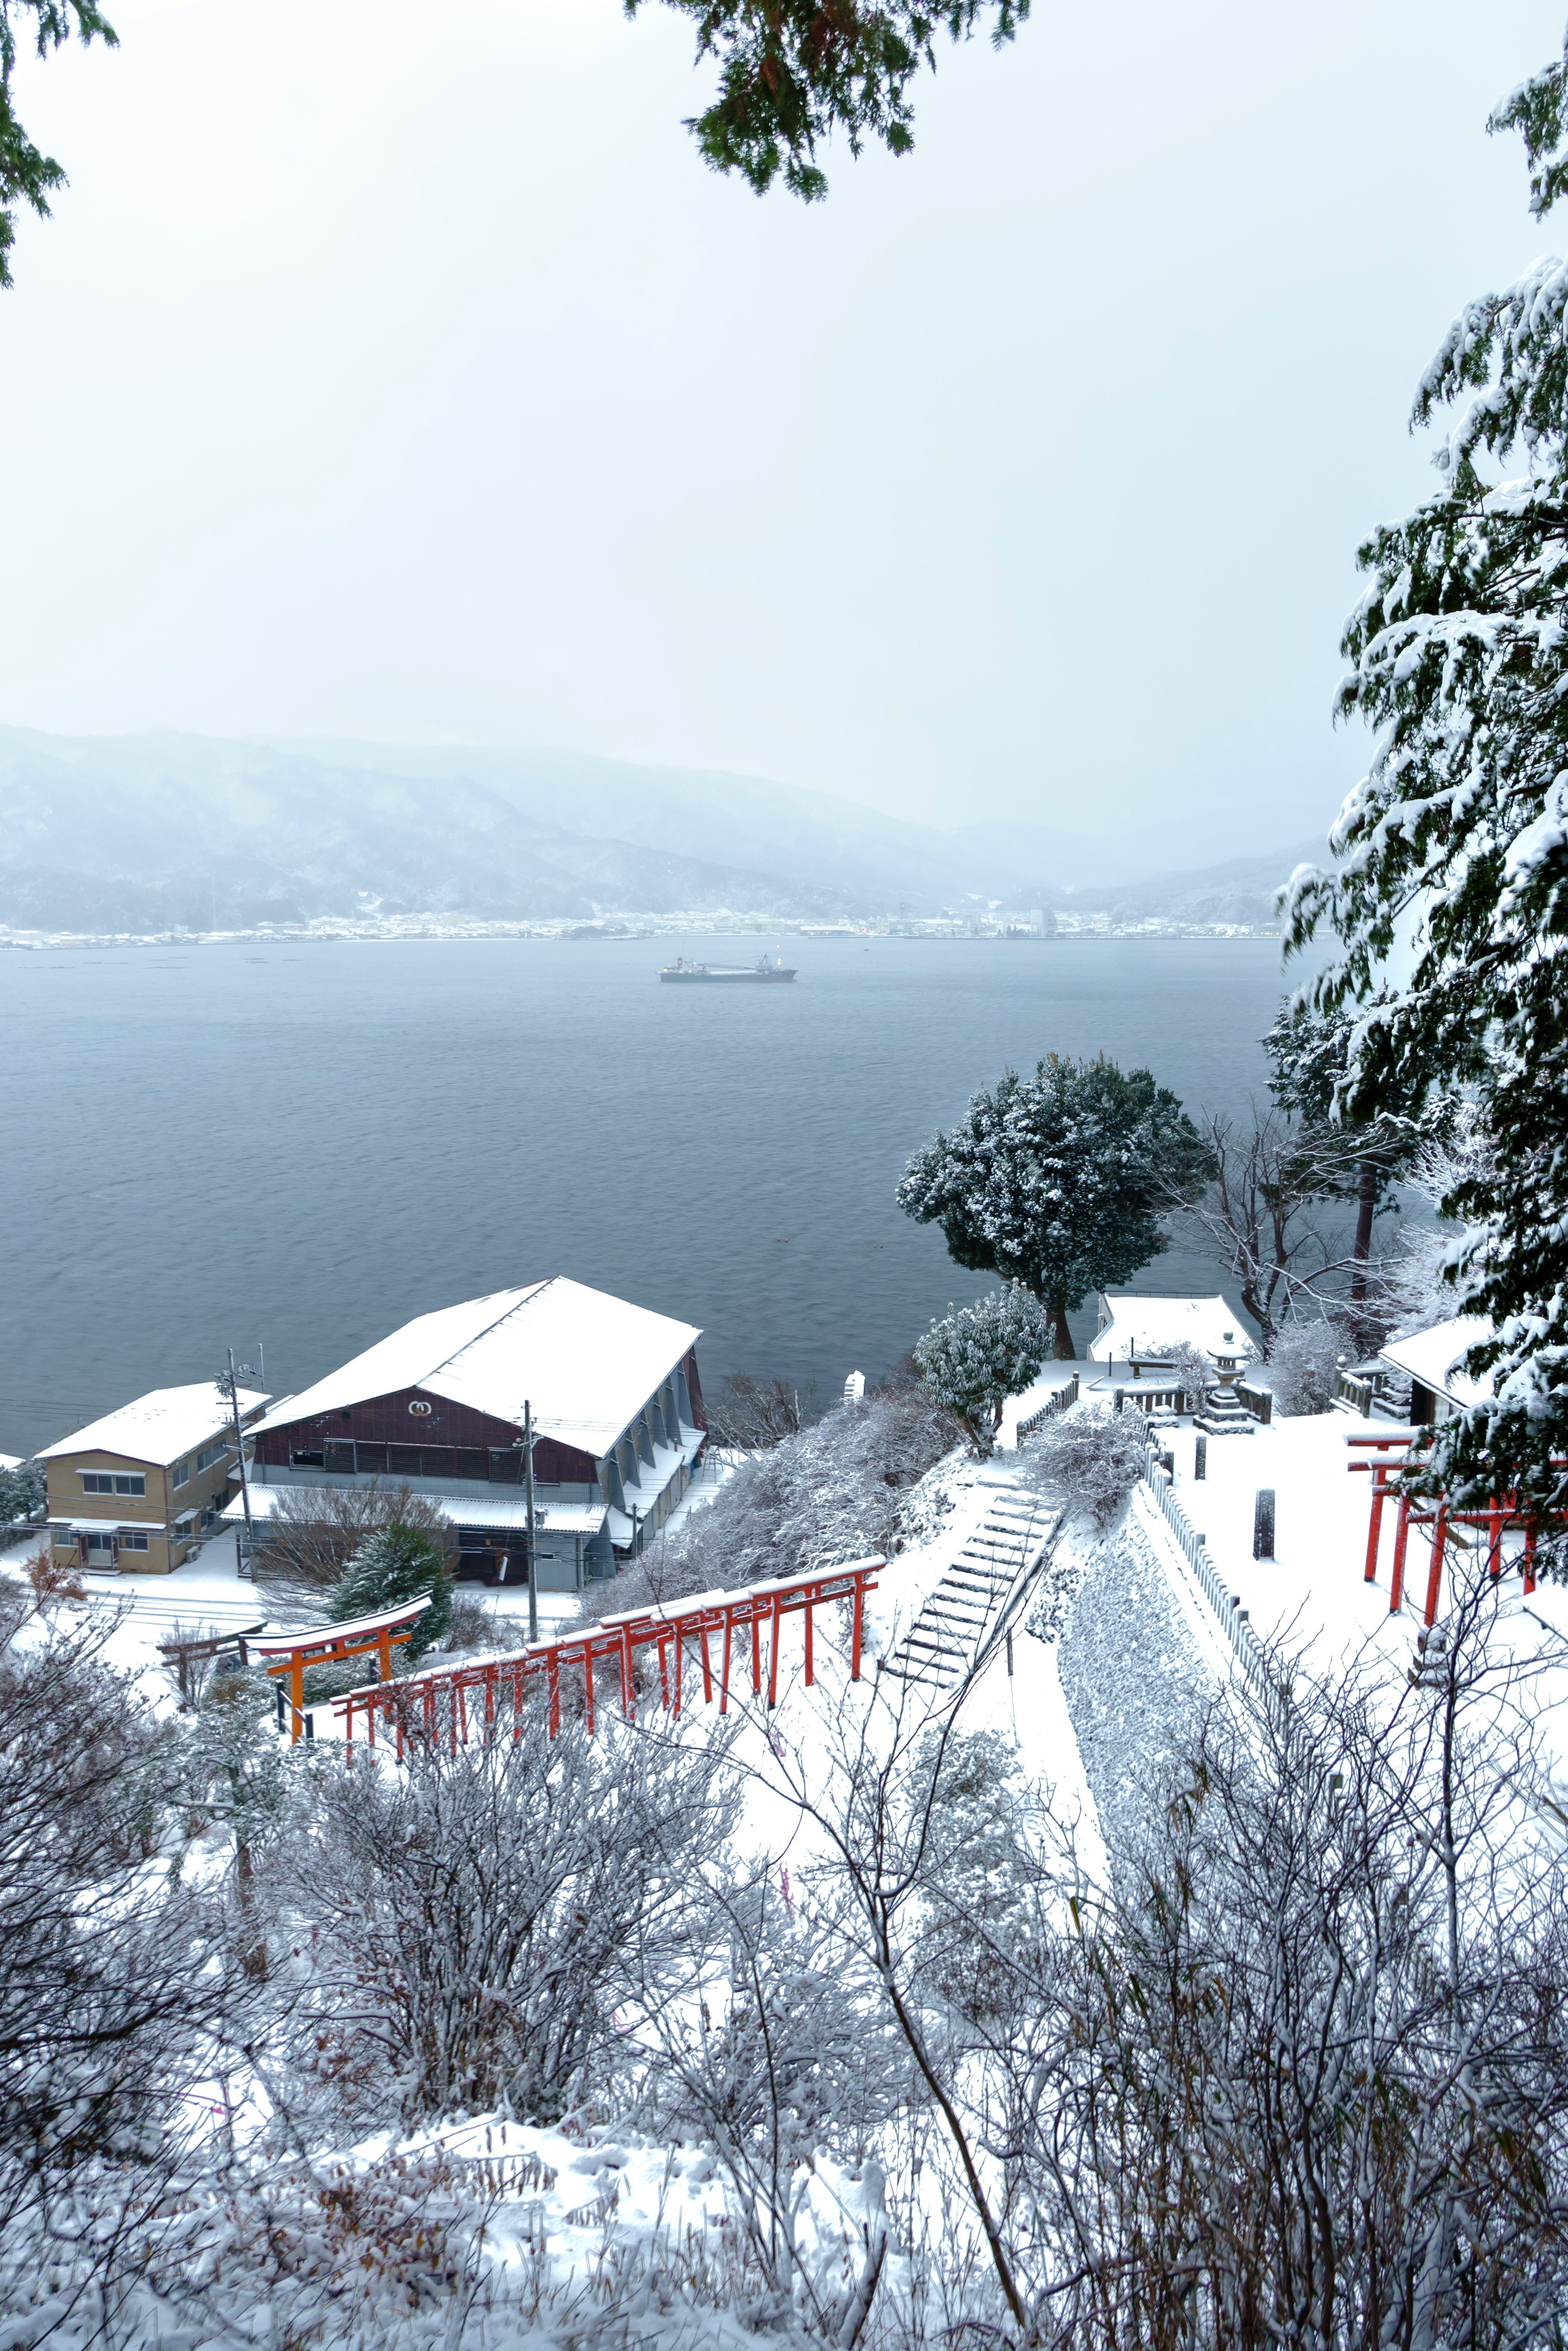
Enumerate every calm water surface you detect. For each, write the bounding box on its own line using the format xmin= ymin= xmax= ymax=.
xmin=0 ymin=933 xmax=1295 ymax=1452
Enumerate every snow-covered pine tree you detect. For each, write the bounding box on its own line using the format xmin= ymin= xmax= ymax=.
xmin=1285 ymin=35 xmax=1568 ymax=1523
xmin=330 ymin=1520 xmax=452 ymax=1659
xmin=913 ymin=1283 xmax=1051 ymax=1454
xmin=898 ymin=1055 xmax=1212 ymax=1358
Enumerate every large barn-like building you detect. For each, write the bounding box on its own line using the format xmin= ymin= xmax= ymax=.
xmin=240 ymin=1278 xmax=705 ymax=1587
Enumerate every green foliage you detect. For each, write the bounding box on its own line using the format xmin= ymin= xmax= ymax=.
xmin=898 ymin=1054 xmax=1212 ymax=1354
xmin=914 ymin=1283 xmax=1051 ymax=1455
xmin=0 ymin=1 xmax=117 ymax=288
xmin=330 ymin=1521 xmax=452 ymax=1662
xmin=1283 ymin=61 xmax=1568 ymax=1519
xmin=634 ymin=0 xmax=1028 ymax=201
xmin=0 ymin=1457 xmax=45 ymax=1524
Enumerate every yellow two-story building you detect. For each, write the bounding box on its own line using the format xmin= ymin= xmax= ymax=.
xmin=42 ymin=1383 xmax=269 ymax=1574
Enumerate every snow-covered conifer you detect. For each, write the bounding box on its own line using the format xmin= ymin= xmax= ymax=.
xmin=898 ymin=1056 xmax=1211 ymax=1358
xmin=330 ymin=1519 xmax=452 ymax=1658
xmin=913 ymin=1283 xmax=1051 ymax=1455
xmin=1285 ymin=36 xmax=1568 ymax=1517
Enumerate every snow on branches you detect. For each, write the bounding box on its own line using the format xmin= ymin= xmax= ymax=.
xmin=913 ymin=1284 xmax=1051 ymax=1456
xmin=1284 ymin=50 xmax=1568 ymax=1522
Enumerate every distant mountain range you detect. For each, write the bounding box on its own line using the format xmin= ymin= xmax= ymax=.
xmin=0 ymin=726 xmax=1326 ymax=931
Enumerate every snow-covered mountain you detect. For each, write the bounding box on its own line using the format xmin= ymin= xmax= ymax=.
xmin=0 ymin=726 xmax=1323 ymax=928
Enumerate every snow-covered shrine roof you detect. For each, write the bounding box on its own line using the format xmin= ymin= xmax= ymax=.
xmin=1378 ymin=1316 xmax=1492 ymax=1410
xmin=1090 ymin=1293 xmax=1254 ymax=1365
xmin=38 ymin=1383 xmax=270 ymax=1468
xmin=249 ymin=1279 xmax=702 ymax=1461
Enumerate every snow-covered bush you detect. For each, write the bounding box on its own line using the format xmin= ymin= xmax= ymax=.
xmin=586 ymin=1384 xmax=960 ymax=1620
xmin=1163 ymin=1339 xmax=1213 ymax=1413
xmin=1018 ymin=1401 xmax=1150 ymax=1528
xmin=275 ymin=1722 xmax=737 ymax=2128
xmin=1266 ymin=1320 xmax=1347 ymax=1416
xmin=256 ymin=1480 xmax=454 ymax=1596
xmin=330 ymin=1520 xmax=453 ymax=1660
xmin=0 ymin=1458 xmax=44 ymax=1530
xmin=0 ymin=1618 xmax=231 ymax=2240
xmin=913 ymin=1284 xmax=1052 ymax=1456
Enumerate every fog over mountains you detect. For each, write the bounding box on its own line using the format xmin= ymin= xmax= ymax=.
xmin=0 ymin=727 xmax=1323 ymax=930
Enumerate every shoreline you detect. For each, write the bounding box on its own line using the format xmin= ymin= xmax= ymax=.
xmin=0 ymin=919 xmax=1283 ymax=954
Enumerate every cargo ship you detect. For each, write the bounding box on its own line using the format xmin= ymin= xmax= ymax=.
xmin=659 ymin=952 xmax=797 ymax=984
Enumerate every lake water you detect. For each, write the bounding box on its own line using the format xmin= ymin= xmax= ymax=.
xmin=0 ymin=932 xmax=1297 ymax=1454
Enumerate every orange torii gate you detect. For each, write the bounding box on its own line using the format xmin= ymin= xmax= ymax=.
xmin=254 ymin=1595 xmax=433 ymax=1740
xmin=1348 ymin=1436 xmax=1557 ymax=1627
xmin=333 ymin=1557 xmax=882 ymax=1757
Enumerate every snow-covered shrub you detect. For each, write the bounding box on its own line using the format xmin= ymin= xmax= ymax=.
xmin=0 ymin=1618 xmax=229 ymax=2237
xmin=1163 ymin=1339 xmax=1213 ymax=1413
xmin=1019 ymin=1402 xmax=1150 ymax=1528
xmin=585 ymin=1385 xmax=960 ymax=1620
xmin=330 ymin=1520 xmax=453 ymax=1660
xmin=705 ymin=1370 xmax=819 ymax=1446
xmin=913 ymin=1284 xmax=1052 ymax=1455
xmin=1266 ymin=1320 xmax=1347 ymax=1416
xmin=274 ymin=1722 xmax=737 ymax=2127
xmin=0 ymin=1457 xmax=44 ymax=1530
xmin=256 ymin=1480 xmax=454 ymax=1597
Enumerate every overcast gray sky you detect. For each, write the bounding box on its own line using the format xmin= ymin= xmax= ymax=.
xmin=1 ymin=0 xmax=1562 ymax=864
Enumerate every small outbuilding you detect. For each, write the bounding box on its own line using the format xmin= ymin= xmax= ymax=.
xmin=1091 ymin=1292 xmax=1254 ymax=1370
xmin=1376 ymin=1315 xmax=1492 ymax=1427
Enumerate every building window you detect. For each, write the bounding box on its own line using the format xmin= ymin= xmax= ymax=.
xmin=289 ymin=1446 xmax=325 ymax=1468
xmin=488 ymin=1450 xmax=522 ymax=1484
xmin=84 ymin=1532 xmax=115 ymax=1556
xmin=53 ymin=1530 xmax=78 ymax=1552
xmin=323 ymin=1441 xmax=355 ymax=1473
xmin=172 ymin=1459 xmax=190 ymax=1488
xmin=120 ymin=1531 xmax=149 ymax=1552
xmin=196 ymin=1440 xmax=229 ymax=1473
xmin=81 ymin=1472 xmax=146 ymax=1497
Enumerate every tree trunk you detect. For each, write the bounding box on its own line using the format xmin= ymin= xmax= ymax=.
xmin=1049 ymin=1303 xmax=1075 ymax=1361
xmin=1350 ymin=1156 xmax=1379 ymax=1354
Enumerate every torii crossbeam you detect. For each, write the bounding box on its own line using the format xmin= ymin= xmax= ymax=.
xmin=1348 ymin=1436 xmax=1562 ymax=1627
xmin=333 ymin=1557 xmax=882 ymax=1757
xmin=254 ymin=1595 xmax=434 ymax=1740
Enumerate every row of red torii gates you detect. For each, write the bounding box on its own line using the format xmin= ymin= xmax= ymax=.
xmin=252 ymin=1558 xmax=883 ymax=1751
xmin=1349 ymin=1434 xmax=1566 ymax=1627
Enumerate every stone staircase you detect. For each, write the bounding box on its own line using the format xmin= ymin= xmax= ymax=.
xmin=881 ymin=1481 xmax=1061 ymax=1692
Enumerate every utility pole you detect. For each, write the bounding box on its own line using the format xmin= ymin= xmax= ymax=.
xmin=523 ymin=1398 xmax=539 ymax=1645
xmin=222 ymin=1347 xmax=258 ymax=1581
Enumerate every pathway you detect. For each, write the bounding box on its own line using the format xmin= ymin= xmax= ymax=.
xmin=880 ymin=1478 xmax=1061 ymax=1692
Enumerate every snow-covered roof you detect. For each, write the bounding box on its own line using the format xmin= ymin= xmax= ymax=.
xmin=0 ymin=1453 xmax=20 ymax=1472
xmin=224 ymin=1485 xmax=609 ymax=1536
xmin=1091 ymin=1294 xmax=1253 ymax=1366
xmin=38 ymin=1385 xmax=270 ymax=1468
xmin=250 ymin=1279 xmax=701 ymax=1461
xmin=1378 ymin=1316 xmax=1492 ymax=1409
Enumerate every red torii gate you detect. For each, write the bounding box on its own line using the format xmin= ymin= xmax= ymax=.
xmin=333 ymin=1557 xmax=881 ymax=1756
xmin=1348 ymin=1436 xmax=1556 ymax=1628
xmin=254 ymin=1595 xmax=433 ymax=1741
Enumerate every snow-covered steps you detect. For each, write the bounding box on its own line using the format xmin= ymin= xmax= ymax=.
xmin=880 ymin=1482 xmax=1062 ymax=1693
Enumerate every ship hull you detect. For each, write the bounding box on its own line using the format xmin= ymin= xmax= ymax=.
xmin=659 ymin=968 xmax=797 ymax=984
